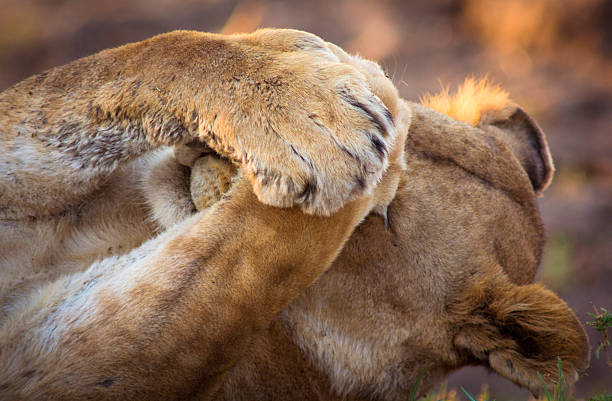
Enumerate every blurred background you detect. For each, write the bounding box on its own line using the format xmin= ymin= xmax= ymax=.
xmin=1 ymin=0 xmax=610 ymax=398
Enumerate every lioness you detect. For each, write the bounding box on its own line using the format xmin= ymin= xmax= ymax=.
xmin=0 ymin=29 xmax=588 ymax=400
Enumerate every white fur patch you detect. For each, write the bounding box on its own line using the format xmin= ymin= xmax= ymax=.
xmin=280 ymin=302 xmax=409 ymax=401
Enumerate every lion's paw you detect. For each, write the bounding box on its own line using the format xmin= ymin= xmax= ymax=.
xmin=190 ymin=155 xmax=237 ymax=212
xmin=207 ymin=30 xmax=397 ymax=215
xmin=244 ymin=78 xmax=395 ymax=216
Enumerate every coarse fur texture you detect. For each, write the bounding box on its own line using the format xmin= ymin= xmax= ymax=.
xmin=0 ymin=29 xmax=398 ymax=218
xmin=0 ymin=30 xmax=587 ymax=400
xmin=421 ymin=77 xmax=554 ymax=193
xmin=189 ymin=94 xmax=587 ymax=399
xmin=420 ymin=77 xmax=510 ymax=126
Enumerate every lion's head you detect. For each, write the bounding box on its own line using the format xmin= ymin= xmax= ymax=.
xmin=185 ymin=76 xmax=588 ymax=398
xmin=209 ymin=78 xmax=587 ymax=399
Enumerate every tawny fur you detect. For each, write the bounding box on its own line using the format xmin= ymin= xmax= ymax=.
xmin=0 ymin=30 xmax=587 ymax=400
xmin=420 ymin=77 xmax=510 ymax=126
xmin=421 ymin=77 xmax=554 ymax=193
xmin=0 ymin=29 xmax=397 ymax=218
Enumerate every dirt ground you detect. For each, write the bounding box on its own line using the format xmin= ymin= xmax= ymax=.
xmin=1 ymin=0 xmax=610 ymax=398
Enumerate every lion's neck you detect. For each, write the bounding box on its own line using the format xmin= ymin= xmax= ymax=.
xmin=217 ymin=319 xmax=340 ymax=401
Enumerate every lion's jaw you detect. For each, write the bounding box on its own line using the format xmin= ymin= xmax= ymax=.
xmin=278 ymin=276 xmax=455 ymax=401
xmin=280 ymin=306 xmax=410 ymax=400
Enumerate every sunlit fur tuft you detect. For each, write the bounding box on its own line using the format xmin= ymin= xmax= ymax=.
xmin=420 ymin=77 xmax=510 ymax=125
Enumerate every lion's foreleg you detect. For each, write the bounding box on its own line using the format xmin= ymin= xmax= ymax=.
xmin=0 ymin=176 xmax=372 ymax=400
xmin=0 ymin=33 xmax=233 ymax=218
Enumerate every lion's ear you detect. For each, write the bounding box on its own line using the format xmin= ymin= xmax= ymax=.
xmin=451 ymin=274 xmax=590 ymax=396
xmin=480 ymin=106 xmax=554 ymax=194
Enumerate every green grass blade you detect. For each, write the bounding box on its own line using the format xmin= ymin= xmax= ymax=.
xmin=409 ymin=370 xmax=425 ymax=401
xmin=537 ymin=372 xmax=553 ymax=401
xmin=556 ymin=357 xmax=570 ymax=401
xmin=461 ymin=386 xmax=479 ymax=401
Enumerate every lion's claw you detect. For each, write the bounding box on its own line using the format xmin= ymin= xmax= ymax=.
xmin=208 ymin=30 xmax=398 ymax=215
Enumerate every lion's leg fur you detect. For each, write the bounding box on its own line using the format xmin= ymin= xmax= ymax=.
xmin=0 ymin=29 xmax=397 ymax=218
xmin=0 ymin=173 xmax=377 ymax=400
xmin=141 ymin=149 xmax=198 ymax=231
xmin=142 ymin=149 xmax=238 ymax=231
xmin=0 ymin=29 xmax=405 ymax=399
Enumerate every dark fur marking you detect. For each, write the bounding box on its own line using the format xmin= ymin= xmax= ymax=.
xmin=290 ymin=145 xmax=308 ymax=164
xmin=256 ymin=168 xmax=270 ymax=186
xmin=342 ymin=91 xmax=388 ymax=136
xmin=22 ymin=369 xmax=36 ymax=379
xmin=383 ymin=107 xmax=394 ymax=125
xmin=96 ymin=378 xmax=115 ymax=388
xmin=268 ymin=125 xmax=282 ymax=139
xmin=264 ymin=76 xmax=282 ymax=87
xmin=506 ymin=359 xmax=515 ymax=374
xmin=298 ymin=181 xmax=317 ymax=204
xmin=369 ymin=132 xmax=387 ymax=159
xmin=330 ymin=136 xmax=361 ymax=163
xmin=286 ymin=177 xmax=296 ymax=194
xmin=130 ymin=80 xmax=142 ymax=97
xmin=355 ymin=175 xmax=366 ymax=189
xmin=499 ymin=322 xmax=543 ymax=359
xmin=308 ymin=114 xmax=325 ymax=128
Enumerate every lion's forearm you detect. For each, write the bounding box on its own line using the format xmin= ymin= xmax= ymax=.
xmin=0 ymin=178 xmax=370 ymax=400
xmin=2 ymin=29 xmax=396 ymax=218
xmin=0 ymin=31 xmax=253 ymax=217
xmin=0 ymin=32 xmax=242 ymax=167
